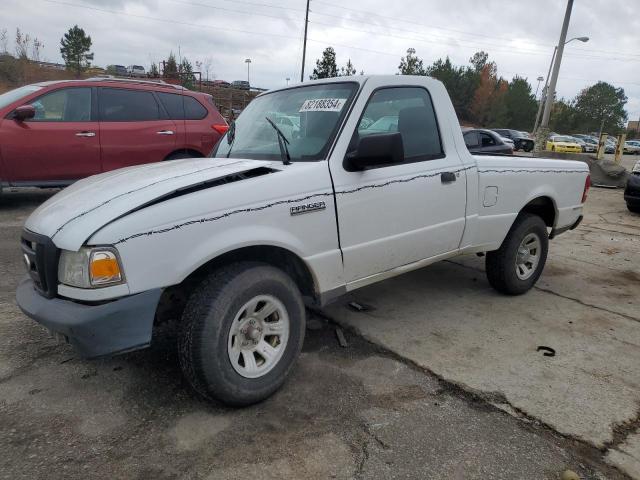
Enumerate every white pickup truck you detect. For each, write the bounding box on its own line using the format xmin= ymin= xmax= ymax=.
xmin=17 ymin=75 xmax=590 ymax=405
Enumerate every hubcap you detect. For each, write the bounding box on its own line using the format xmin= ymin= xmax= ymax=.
xmin=515 ymin=232 xmax=541 ymax=280
xmin=227 ymin=295 xmax=290 ymax=379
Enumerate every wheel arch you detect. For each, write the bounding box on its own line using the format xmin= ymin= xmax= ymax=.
xmin=520 ymin=195 xmax=557 ymax=228
xmin=154 ymin=244 xmax=319 ymax=327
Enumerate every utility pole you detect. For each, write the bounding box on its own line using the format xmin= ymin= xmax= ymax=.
xmin=540 ymin=0 xmax=573 ymax=130
xmin=533 ymin=47 xmax=556 ymax=135
xmin=300 ymin=0 xmax=310 ymax=83
xmin=245 ymin=58 xmax=251 ymax=84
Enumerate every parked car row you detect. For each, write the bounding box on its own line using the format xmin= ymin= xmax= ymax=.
xmin=0 ymin=78 xmax=229 ymax=188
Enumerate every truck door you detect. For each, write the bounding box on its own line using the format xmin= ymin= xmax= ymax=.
xmin=329 ymin=81 xmax=467 ymax=284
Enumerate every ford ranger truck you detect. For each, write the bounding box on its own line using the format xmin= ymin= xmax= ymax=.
xmin=17 ymin=75 xmax=590 ymax=406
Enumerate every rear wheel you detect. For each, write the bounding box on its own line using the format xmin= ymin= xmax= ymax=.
xmin=486 ymin=214 xmax=548 ymax=295
xmin=178 ymin=262 xmax=306 ymax=406
xmin=628 ymin=203 xmax=640 ymax=214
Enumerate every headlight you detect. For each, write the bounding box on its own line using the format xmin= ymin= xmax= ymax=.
xmin=58 ymin=247 xmax=124 ymax=288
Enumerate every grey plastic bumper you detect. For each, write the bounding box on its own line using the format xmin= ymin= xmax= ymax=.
xmin=16 ymin=277 xmax=162 ymax=358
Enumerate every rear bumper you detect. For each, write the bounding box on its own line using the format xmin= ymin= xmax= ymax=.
xmin=549 ymin=215 xmax=583 ymax=239
xmin=16 ymin=277 xmax=162 ymax=358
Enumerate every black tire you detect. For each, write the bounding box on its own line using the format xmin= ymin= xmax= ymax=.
xmin=178 ymin=262 xmax=306 ymax=406
xmin=485 ymin=214 xmax=549 ymax=295
xmin=628 ymin=203 xmax=640 ymax=214
xmin=524 ymin=144 xmax=533 ymax=152
xmin=165 ymin=151 xmax=201 ymax=161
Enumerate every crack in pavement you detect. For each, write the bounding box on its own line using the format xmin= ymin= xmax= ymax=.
xmin=446 ymin=260 xmax=640 ymax=324
xmin=321 ymin=309 xmax=615 ymax=460
xmin=603 ymin=406 xmax=640 ymax=452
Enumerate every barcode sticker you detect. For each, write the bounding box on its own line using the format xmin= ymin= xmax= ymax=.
xmin=299 ymin=98 xmax=346 ymax=112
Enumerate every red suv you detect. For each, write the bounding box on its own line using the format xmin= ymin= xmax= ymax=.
xmin=0 ymin=78 xmax=228 ymax=188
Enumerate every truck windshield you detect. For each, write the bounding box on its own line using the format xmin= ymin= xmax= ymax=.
xmin=0 ymin=85 xmax=42 ymax=110
xmin=213 ymin=82 xmax=358 ymax=162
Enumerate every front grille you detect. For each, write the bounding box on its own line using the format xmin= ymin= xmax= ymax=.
xmin=21 ymin=229 xmax=60 ymax=299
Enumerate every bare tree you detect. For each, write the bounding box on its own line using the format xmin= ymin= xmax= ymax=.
xmin=31 ymin=37 xmax=44 ymax=62
xmin=203 ymin=56 xmax=213 ymax=81
xmin=15 ymin=28 xmax=30 ymax=59
xmin=0 ymin=28 xmax=8 ymax=54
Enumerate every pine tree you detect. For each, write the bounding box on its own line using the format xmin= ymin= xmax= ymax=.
xmin=60 ymin=25 xmax=93 ymax=77
xmin=310 ymin=47 xmax=338 ymax=79
xmin=398 ymin=48 xmax=426 ymax=75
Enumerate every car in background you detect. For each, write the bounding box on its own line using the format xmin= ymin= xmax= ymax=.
xmin=212 ymin=80 xmax=231 ymax=88
xmin=546 ymin=135 xmax=582 ymax=153
xmin=127 ymin=65 xmax=146 ymax=77
xmin=492 ymin=128 xmax=534 ymax=152
xmin=107 ymin=65 xmax=128 ymax=76
xmin=623 ymin=140 xmax=640 ymax=154
xmin=625 ymin=159 xmax=640 ymax=213
xmin=605 ymin=139 xmax=616 ymax=154
xmin=575 ymin=135 xmax=599 ymax=151
xmin=570 ymin=136 xmax=596 ymax=153
xmin=0 ymin=78 xmax=228 ymax=189
xmin=463 ymin=128 xmax=513 ymax=155
xmin=232 ymin=80 xmax=250 ymax=90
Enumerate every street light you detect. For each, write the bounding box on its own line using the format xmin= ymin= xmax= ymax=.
xmin=533 ymin=29 xmax=589 ymax=136
xmin=535 ymin=76 xmax=544 ymax=98
xmin=244 ymin=58 xmax=251 ymax=85
xmin=536 ymin=0 xmax=588 ymax=140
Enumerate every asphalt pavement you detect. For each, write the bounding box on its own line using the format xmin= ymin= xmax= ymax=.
xmin=0 ymin=184 xmax=636 ymax=479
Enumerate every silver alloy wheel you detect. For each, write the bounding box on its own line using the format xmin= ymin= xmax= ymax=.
xmin=515 ymin=232 xmax=541 ymax=280
xmin=227 ymin=295 xmax=290 ymax=379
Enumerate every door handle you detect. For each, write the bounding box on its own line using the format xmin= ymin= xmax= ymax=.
xmin=441 ymin=171 xmax=456 ymax=183
xmin=157 ymin=130 xmax=174 ymax=135
xmin=75 ymin=131 xmax=96 ymax=137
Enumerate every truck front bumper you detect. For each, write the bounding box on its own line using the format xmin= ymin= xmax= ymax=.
xmin=16 ymin=277 xmax=163 ymax=358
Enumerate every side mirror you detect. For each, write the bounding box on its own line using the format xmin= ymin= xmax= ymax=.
xmin=13 ymin=105 xmax=36 ymax=122
xmin=344 ymin=132 xmax=404 ymax=171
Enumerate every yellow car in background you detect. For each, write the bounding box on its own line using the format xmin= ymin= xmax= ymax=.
xmin=546 ymin=135 xmax=583 ymax=153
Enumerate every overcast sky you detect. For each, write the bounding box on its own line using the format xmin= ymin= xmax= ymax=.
xmin=4 ymin=0 xmax=640 ymax=124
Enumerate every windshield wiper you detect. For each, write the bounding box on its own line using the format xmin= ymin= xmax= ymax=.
xmin=225 ymin=121 xmax=236 ymax=158
xmin=265 ymin=117 xmax=291 ymax=165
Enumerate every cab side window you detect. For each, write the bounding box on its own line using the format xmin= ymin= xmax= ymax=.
xmin=356 ymin=87 xmax=443 ymax=162
xmin=31 ymin=88 xmax=91 ymax=122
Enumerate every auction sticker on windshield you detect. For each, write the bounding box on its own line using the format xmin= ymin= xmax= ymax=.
xmin=299 ymin=98 xmax=346 ymax=112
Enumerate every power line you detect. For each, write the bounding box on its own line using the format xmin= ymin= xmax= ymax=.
xmin=40 ymin=0 xmax=301 ymax=41
xmin=307 ymin=18 xmax=640 ymax=64
xmin=311 ymin=0 xmax=640 ymax=59
xmin=166 ymin=0 xmax=299 ymax=21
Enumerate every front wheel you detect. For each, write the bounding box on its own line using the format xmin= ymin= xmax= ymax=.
xmin=178 ymin=262 xmax=306 ymax=406
xmin=485 ymin=214 xmax=549 ymax=295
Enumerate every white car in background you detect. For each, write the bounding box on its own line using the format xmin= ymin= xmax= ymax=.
xmin=127 ymin=65 xmax=146 ymax=77
xmin=624 ymin=140 xmax=640 ymax=154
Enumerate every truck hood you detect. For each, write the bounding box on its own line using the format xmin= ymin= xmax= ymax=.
xmin=25 ymin=158 xmax=275 ymax=250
